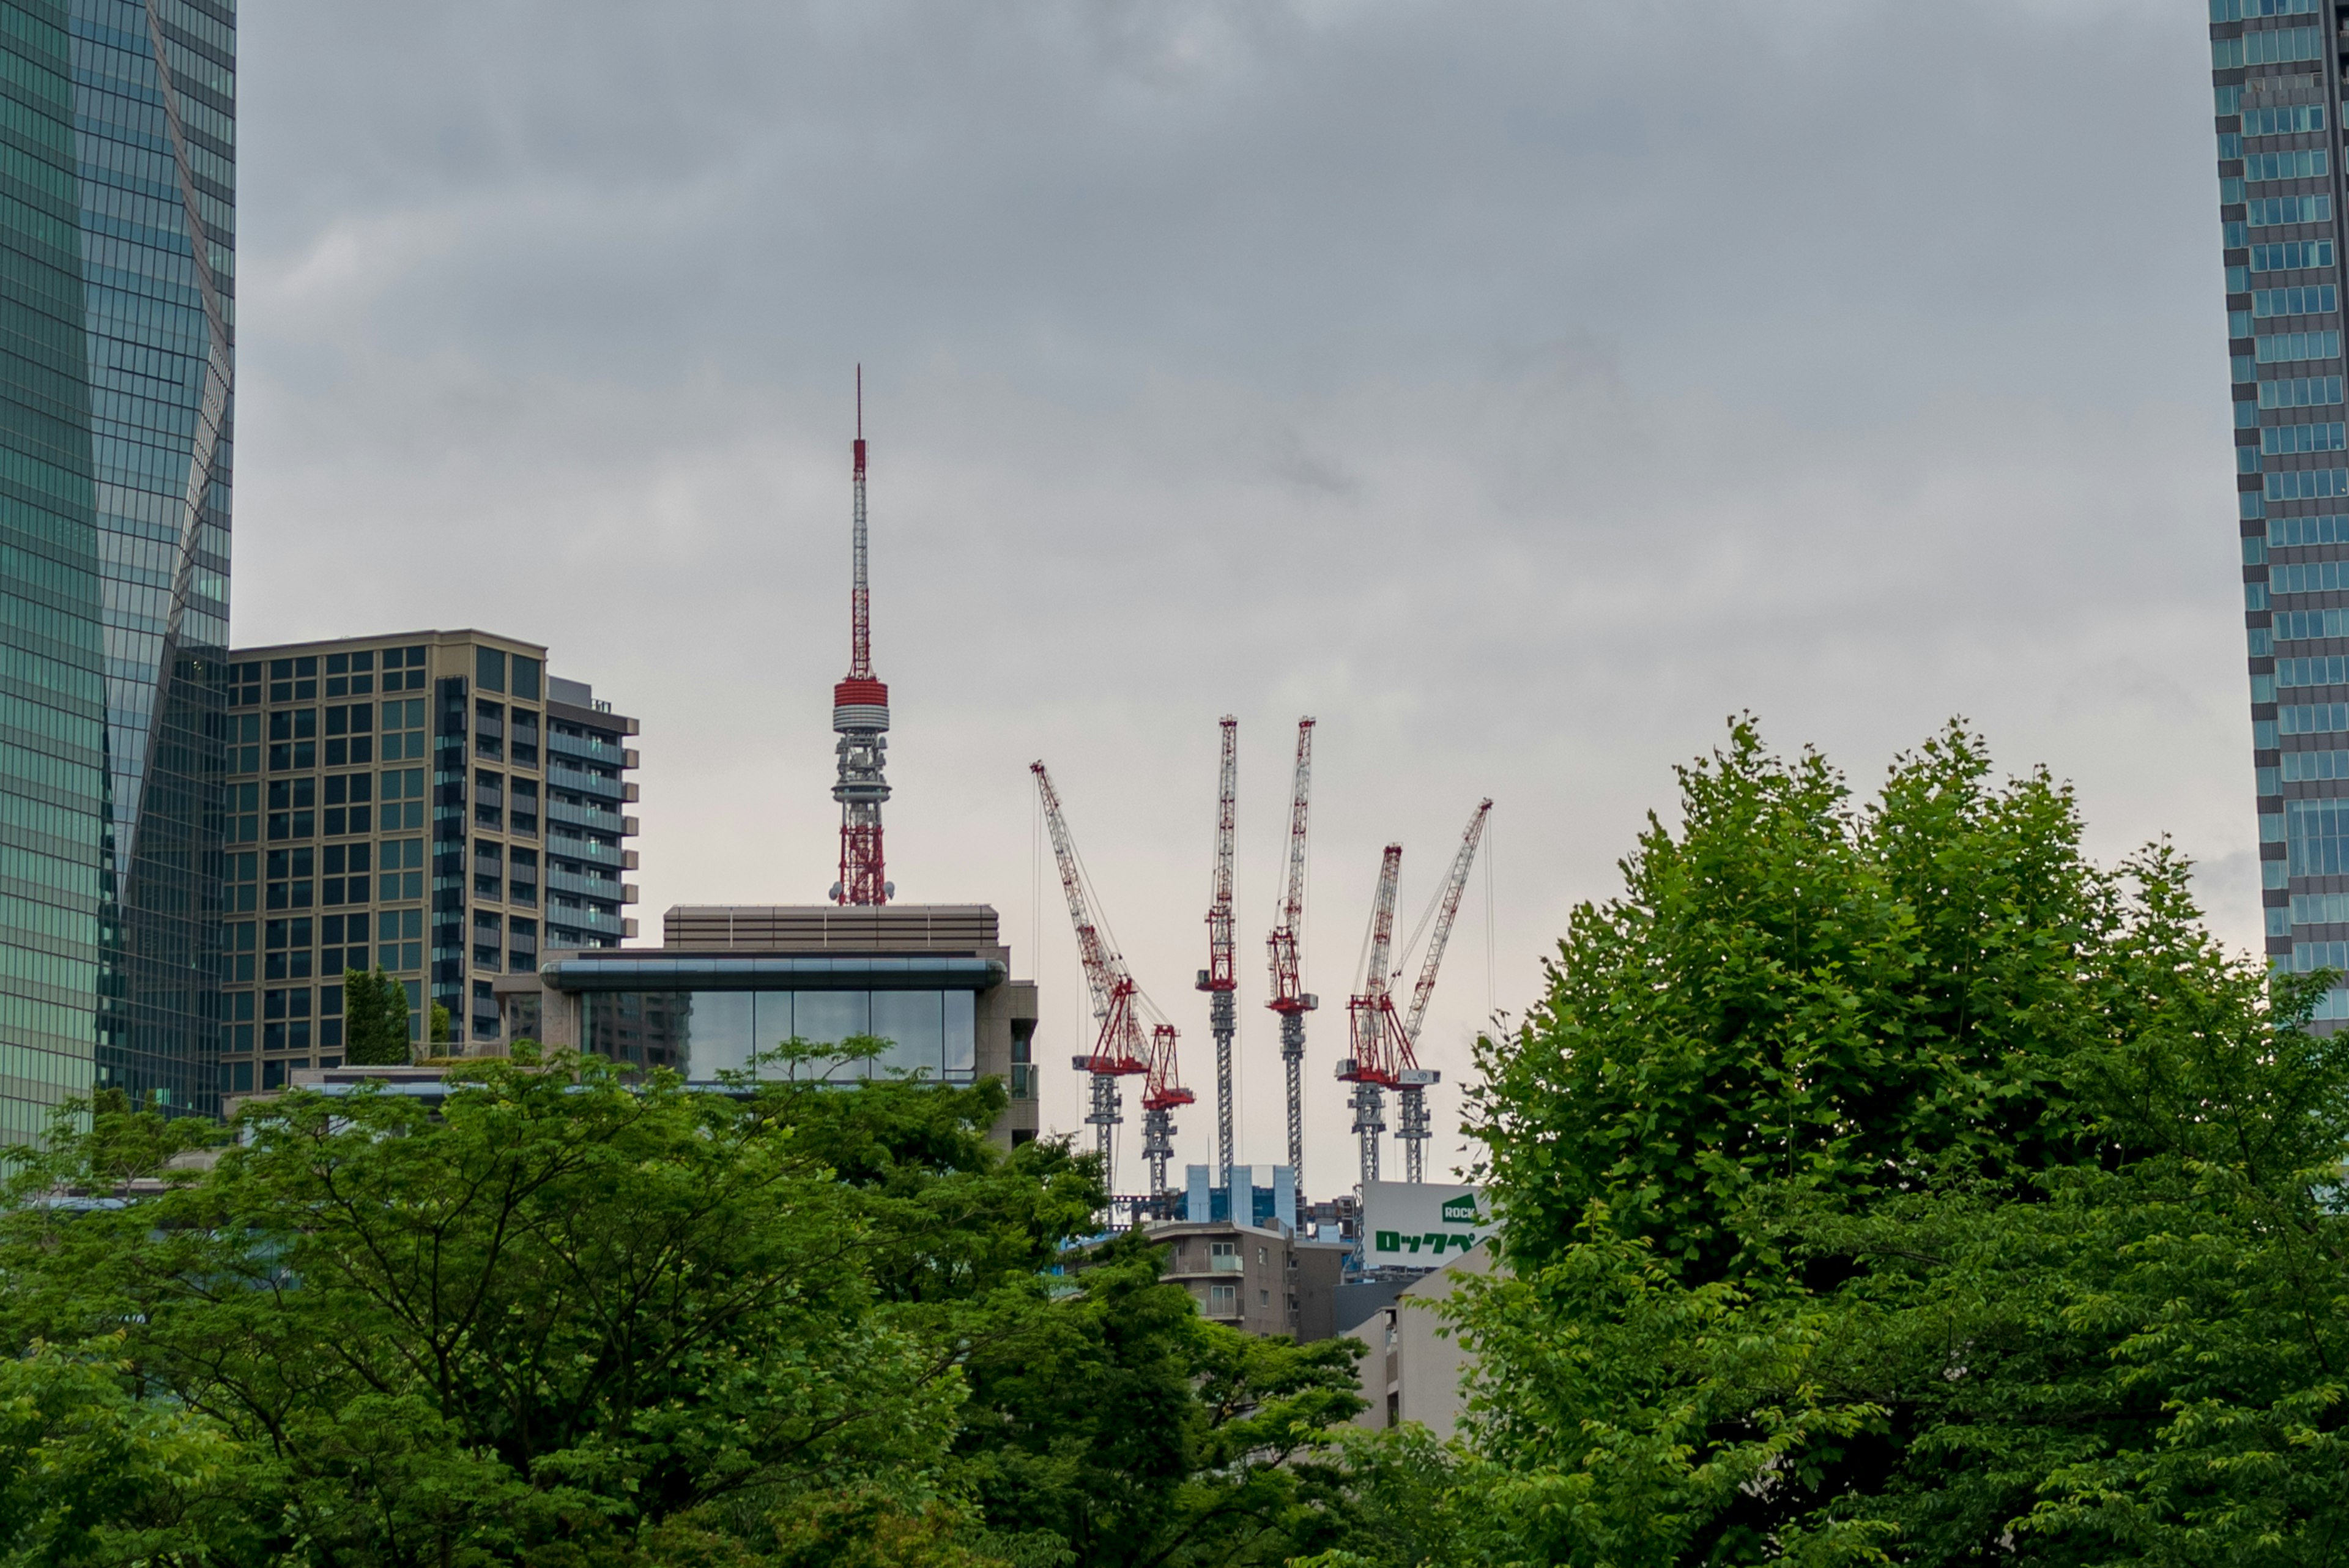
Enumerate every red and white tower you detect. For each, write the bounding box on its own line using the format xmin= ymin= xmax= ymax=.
xmin=831 ymin=369 xmax=892 ymax=905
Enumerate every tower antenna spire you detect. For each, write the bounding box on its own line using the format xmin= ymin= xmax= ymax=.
xmin=832 ymin=368 xmax=891 ymax=904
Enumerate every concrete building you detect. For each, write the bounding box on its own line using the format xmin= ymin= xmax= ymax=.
xmin=0 ymin=0 xmax=237 ymax=1141
xmin=492 ymin=902 xmax=1042 ymax=1148
xmin=1347 ymin=1242 xmax=1494 ymax=1438
xmin=1149 ymin=1214 xmax=1352 ymax=1340
xmin=217 ymin=631 xmax=639 ymax=1092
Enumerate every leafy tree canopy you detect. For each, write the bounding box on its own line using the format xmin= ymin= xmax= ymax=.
xmin=1444 ymin=719 xmax=2349 ymax=1565
xmin=0 ymin=1050 xmax=1368 ymax=1567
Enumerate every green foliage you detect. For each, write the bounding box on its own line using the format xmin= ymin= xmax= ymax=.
xmin=340 ymin=965 xmax=412 ymax=1065
xmin=0 ymin=1339 xmax=242 ymax=1566
xmin=1449 ymin=718 xmax=2349 ymax=1565
xmin=0 ymin=1051 xmax=1373 ymax=1567
xmin=952 ymin=1233 xmax=1367 ymax=1566
xmin=431 ymin=998 xmax=453 ymax=1044
xmin=1469 ymin=718 xmax=2112 ymax=1286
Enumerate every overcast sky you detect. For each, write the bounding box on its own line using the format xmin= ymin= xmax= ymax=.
xmin=233 ymin=0 xmax=2246 ymax=1197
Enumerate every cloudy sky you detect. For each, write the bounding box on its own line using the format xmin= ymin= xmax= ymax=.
xmin=233 ymin=0 xmax=2244 ymax=1197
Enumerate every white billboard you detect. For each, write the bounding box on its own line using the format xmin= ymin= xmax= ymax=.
xmin=1360 ymin=1180 xmax=1491 ymax=1268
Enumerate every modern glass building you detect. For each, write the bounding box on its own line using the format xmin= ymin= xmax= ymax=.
xmin=0 ymin=0 xmax=235 ymax=1141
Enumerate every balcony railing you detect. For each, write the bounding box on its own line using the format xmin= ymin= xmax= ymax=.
xmin=546 ymin=798 xmax=626 ymax=834
xmin=550 ymin=729 xmax=626 ymax=764
xmin=547 ymin=868 xmax=625 ymax=903
xmin=547 ymin=761 xmax=624 ymax=801
xmin=547 ymin=904 xmax=625 ymax=936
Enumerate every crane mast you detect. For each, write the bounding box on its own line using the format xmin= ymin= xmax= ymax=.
xmin=1031 ymin=761 xmax=1151 ymax=1192
xmin=1196 ymin=717 xmax=1239 ymax=1186
xmin=1338 ymin=844 xmax=1403 ymax=1188
xmin=1393 ymin=799 xmax=1492 ymax=1183
xmin=1264 ymin=718 xmax=1317 ymax=1184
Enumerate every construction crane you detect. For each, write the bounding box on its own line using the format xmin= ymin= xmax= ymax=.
xmin=1264 ymin=718 xmax=1317 ymax=1186
xmin=830 ymin=367 xmax=893 ymax=906
xmin=1140 ymin=1023 xmax=1194 ymax=1198
xmin=1392 ymin=800 xmax=1493 ymax=1183
xmin=1031 ymin=760 xmax=1164 ymax=1197
xmin=1337 ymin=844 xmax=1404 ymax=1187
xmin=1195 ymin=718 xmax=1239 ymax=1186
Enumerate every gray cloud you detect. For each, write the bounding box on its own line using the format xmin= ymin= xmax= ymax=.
xmin=234 ymin=0 xmax=2252 ymax=1195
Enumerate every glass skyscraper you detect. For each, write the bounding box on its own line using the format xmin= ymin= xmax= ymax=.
xmin=0 ymin=0 xmax=232 ymax=1141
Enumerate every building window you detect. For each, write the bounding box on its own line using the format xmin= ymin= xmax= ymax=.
xmin=1208 ymin=1285 xmax=1237 ymax=1315
xmin=477 ymin=647 xmax=506 ymax=693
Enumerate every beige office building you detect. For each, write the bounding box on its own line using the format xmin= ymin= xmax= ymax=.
xmin=217 ymin=630 xmax=639 ymax=1092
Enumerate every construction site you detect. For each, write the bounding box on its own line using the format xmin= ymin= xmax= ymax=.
xmin=494 ymin=378 xmax=1497 ymax=1337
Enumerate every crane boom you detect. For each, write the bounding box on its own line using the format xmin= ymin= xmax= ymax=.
xmin=1388 ymin=800 xmax=1493 ymax=1184
xmin=1361 ymin=842 xmax=1401 ymax=1005
xmin=1401 ymin=800 xmax=1493 ymax=1046
xmin=1032 ymin=760 xmax=1113 ymax=1020
xmin=1198 ymin=718 xmax=1239 ymax=1185
xmin=1206 ymin=718 xmax=1237 ymax=990
xmin=1031 ymin=760 xmax=1151 ymax=1195
xmin=1340 ymin=844 xmax=1405 ymax=1187
xmin=1264 ymin=717 xmax=1317 ymax=1186
xmin=1267 ymin=719 xmax=1315 ymax=1006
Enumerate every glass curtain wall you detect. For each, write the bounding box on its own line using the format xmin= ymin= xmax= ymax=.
xmin=0 ymin=0 xmax=234 ymax=1141
xmin=582 ymin=989 xmax=978 ymax=1083
xmin=2211 ymin=4 xmax=2349 ymax=1021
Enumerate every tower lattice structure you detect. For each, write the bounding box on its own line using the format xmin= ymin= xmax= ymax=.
xmin=832 ymin=369 xmax=891 ymax=905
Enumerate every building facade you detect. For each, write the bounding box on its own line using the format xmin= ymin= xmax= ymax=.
xmin=0 ymin=0 xmax=237 ymax=1141
xmin=493 ymin=903 xmax=1042 ymax=1148
xmin=2208 ymin=6 xmax=2349 ymax=1008
xmin=218 ymin=631 xmax=638 ymax=1092
xmin=1150 ymin=1215 xmax=1351 ymax=1341
xmin=1345 ymin=1242 xmax=1493 ymax=1438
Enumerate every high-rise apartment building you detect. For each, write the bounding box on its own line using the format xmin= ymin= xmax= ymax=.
xmin=0 ymin=1 xmax=236 ymax=1140
xmin=217 ymin=631 xmax=639 ymax=1091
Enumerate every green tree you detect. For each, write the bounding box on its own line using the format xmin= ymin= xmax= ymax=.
xmin=340 ymin=965 xmax=411 ymax=1065
xmin=951 ymin=1235 xmax=1367 ymax=1567
xmin=1451 ymin=719 xmax=2349 ymax=1565
xmin=1469 ymin=718 xmax=2113 ymax=1287
xmin=0 ymin=1052 xmax=966 ymax=1564
xmin=430 ymin=999 xmax=452 ymax=1047
xmin=0 ymin=1050 xmax=1378 ymax=1568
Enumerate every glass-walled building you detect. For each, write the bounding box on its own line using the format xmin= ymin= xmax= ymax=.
xmin=2206 ymin=4 xmax=2349 ymax=1017
xmin=499 ymin=904 xmax=1043 ymax=1149
xmin=218 ymin=631 xmax=640 ymax=1093
xmin=0 ymin=0 xmax=236 ymax=1141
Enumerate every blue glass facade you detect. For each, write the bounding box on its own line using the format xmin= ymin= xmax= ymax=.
xmin=0 ymin=0 xmax=231 ymax=1140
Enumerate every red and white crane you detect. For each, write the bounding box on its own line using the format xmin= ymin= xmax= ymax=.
xmin=1337 ymin=844 xmax=1404 ymax=1187
xmin=831 ymin=368 xmax=892 ymax=906
xmin=1337 ymin=800 xmax=1493 ymax=1186
xmin=1196 ymin=717 xmax=1239 ymax=1186
xmin=1140 ymin=1022 xmax=1194 ymax=1198
xmin=1264 ymin=718 xmax=1317 ymax=1186
xmin=1031 ymin=759 xmax=1179 ymax=1196
xmin=1392 ymin=800 xmax=1492 ymax=1183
